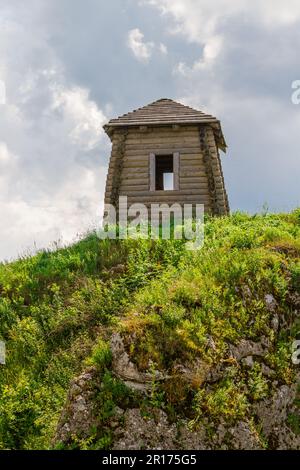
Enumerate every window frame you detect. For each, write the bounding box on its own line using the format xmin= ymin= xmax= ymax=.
xmin=149 ymin=151 xmax=180 ymax=192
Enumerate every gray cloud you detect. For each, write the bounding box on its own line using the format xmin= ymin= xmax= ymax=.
xmin=0 ymin=0 xmax=300 ymax=260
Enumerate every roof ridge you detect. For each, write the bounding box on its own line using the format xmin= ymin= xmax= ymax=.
xmin=103 ymin=98 xmax=227 ymax=152
xmin=113 ymin=98 xmax=211 ymax=119
xmin=104 ymin=98 xmax=223 ymax=132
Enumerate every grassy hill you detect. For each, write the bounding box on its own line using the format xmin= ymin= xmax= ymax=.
xmin=0 ymin=211 xmax=300 ymax=450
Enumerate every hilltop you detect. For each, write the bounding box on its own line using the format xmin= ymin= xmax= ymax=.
xmin=0 ymin=211 xmax=300 ymax=450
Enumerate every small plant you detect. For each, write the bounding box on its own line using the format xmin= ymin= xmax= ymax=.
xmin=247 ymin=363 xmax=269 ymax=401
xmin=291 ymin=263 xmax=300 ymax=292
xmin=192 ymin=378 xmax=249 ymax=424
xmin=149 ymin=362 xmax=165 ymax=409
xmin=87 ymin=339 xmax=112 ymax=369
xmin=287 ymin=413 xmax=300 ymax=435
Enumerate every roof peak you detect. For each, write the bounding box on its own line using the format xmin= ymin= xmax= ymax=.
xmin=104 ymin=98 xmax=227 ymax=152
xmin=150 ymin=98 xmax=192 ymax=105
xmin=106 ymin=98 xmax=217 ymax=123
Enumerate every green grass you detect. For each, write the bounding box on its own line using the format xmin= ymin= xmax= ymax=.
xmin=0 ymin=210 xmax=300 ymax=449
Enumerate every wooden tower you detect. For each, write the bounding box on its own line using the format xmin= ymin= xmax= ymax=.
xmin=103 ymin=98 xmax=229 ymax=215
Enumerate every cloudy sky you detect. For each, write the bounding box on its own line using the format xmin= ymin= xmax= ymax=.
xmin=0 ymin=0 xmax=300 ymax=261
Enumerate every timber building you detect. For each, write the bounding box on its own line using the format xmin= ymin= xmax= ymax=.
xmin=103 ymin=98 xmax=229 ymax=215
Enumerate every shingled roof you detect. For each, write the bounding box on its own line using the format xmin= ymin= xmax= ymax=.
xmin=104 ymin=98 xmax=227 ymax=151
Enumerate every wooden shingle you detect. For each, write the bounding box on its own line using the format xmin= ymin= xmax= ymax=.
xmin=104 ymin=98 xmax=227 ymax=152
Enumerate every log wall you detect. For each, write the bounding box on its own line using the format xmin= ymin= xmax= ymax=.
xmin=104 ymin=124 xmax=229 ymax=215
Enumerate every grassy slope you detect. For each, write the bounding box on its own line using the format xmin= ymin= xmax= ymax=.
xmin=0 ymin=211 xmax=300 ymax=449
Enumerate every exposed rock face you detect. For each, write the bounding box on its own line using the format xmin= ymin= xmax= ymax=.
xmin=288 ymin=291 xmax=300 ymax=312
xmin=54 ymin=333 xmax=300 ymax=450
xmin=241 ymin=356 xmax=255 ymax=368
xmin=227 ymin=422 xmax=262 ymax=450
xmin=173 ymin=360 xmax=210 ymax=387
xmin=253 ymin=384 xmax=300 ymax=450
xmin=261 ymin=363 xmax=276 ymax=378
xmin=212 ymin=421 xmax=262 ymax=450
xmin=112 ymin=409 xmax=208 ymax=450
xmin=55 ymin=367 xmax=98 ymax=445
xmin=110 ymin=333 xmax=167 ymax=391
xmin=265 ymin=294 xmax=277 ymax=312
xmin=228 ymin=339 xmax=268 ymax=361
xmin=110 ymin=333 xmax=153 ymax=391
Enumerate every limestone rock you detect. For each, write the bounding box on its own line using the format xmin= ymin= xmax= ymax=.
xmin=206 ymin=363 xmax=225 ymax=383
xmin=261 ymin=363 xmax=276 ymax=378
xmin=55 ymin=367 xmax=98 ymax=445
xmin=173 ymin=360 xmax=210 ymax=387
xmin=229 ymin=339 xmax=267 ymax=361
xmin=110 ymin=333 xmax=165 ymax=391
xmin=206 ymin=335 xmax=217 ymax=351
xmin=112 ymin=409 xmax=208 ymax=450
xmin=265 ymin=294 xmax=277 ymax=312
xmin=212 ymin=419 xmax=263 ymax=450
xmin=227 ymin=421 xmax=262 ymax=450
xmin=270 ymin=314 xmax=280 ymax=332
xmin=241 ymin=356 xmax=254 ymax=368
xmin=253 ymin=384 xmax=300 ymax=449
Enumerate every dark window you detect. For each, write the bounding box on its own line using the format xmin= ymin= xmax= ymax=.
xmin=155 ymin=154 xmax=174 ymax=190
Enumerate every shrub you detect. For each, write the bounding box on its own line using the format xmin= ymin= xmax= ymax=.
xmin=193 ymin=377 xmax=249 ymax=423
xmin=291 ymin=263 xmax=300 ymax=292
xmin=87 ymin=339 xmax=112 ymax=369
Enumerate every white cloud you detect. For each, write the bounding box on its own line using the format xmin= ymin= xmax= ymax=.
xmin=200 ymin=35 xmax=222 ymax=63
xmin=127 ymin=28 xmax=154 ymax=63
xmin=144 ymin=0 xmax=300 ymax=33
xmin=0 ymin=167 xmax=105 ymax=261
xmin=0 ymin=142 xmax=15 ymax=167
xmin=51 ymin=85 xmax=107 ymax=151
xmin=174 ymin=35 xmax=223 ymax=75
xmin=143 ymin=0 xmax=300 ymax=68
xmin=0 ymin=5 xmax=109 ymax=261
xmin=127 ymin=29 xmax=168 ymax=63
xmin=0 ymin=75 xmax=108 ymax=260
xmin=159 ymin=43 xmax=168 ymax=55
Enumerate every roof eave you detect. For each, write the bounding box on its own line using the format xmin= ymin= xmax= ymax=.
xmin=104 ymin=118 xmax=219 ymax=128
xmin=103 ymin=120 xmax=228 ymax=153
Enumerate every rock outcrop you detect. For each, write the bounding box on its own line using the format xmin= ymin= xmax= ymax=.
xmin=55 ymin=367 xmax=99 ymax=445
xmin=54 ymin=333 xmax=300 ymax=450
xmin=112 ymin=409 xmax=208 ymax=450
xmin=253 ymin=383 xmax=300 ymax=450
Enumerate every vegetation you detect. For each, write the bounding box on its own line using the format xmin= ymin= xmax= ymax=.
xmin=0 ymin=210 xmax=300 ymax=449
